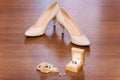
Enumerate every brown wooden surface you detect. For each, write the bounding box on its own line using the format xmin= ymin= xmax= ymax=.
xmin=0 ymin=0 xmax=120 ymax=80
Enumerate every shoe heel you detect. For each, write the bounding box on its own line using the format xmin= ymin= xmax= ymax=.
xmin=60 ymin=24 xmax=64 ymax=35
xmin=53 ymin=17 xmax=56 ymax=26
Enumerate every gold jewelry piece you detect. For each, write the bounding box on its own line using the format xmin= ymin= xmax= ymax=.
xmin=37 ymin=62 xmax=59 ymax=73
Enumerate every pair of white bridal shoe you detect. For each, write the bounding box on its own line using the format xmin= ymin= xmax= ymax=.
xmin=25 ymin=1 xmax=90 ymax=46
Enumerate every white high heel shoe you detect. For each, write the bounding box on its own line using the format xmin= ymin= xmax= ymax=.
xmin=25 ymin=1 xmax=59 ymax=37
xmin=56 ymin=8 xmax=90 ymax=46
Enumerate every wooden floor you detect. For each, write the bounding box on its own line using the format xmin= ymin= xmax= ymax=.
xmin=0 ymin=0 xmax=120 ymax=80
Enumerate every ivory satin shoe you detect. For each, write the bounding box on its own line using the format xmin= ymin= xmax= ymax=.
xmin=25 ymin=1 xmax=59 ymax=37
xmin=56 ymin=8 xmax=90 ymax=46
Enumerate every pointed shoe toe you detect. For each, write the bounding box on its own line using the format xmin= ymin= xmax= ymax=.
xmin=25 ymin=26 xmax=44 ymax=37
xmin=71 ymin=35 xmax=90 ymax=46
